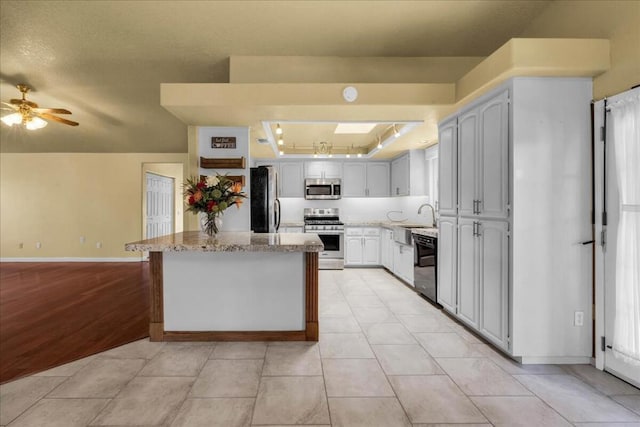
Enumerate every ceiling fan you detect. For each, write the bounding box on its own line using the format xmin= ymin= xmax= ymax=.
xmin=1 ymin=84 xmax=79 ymax=130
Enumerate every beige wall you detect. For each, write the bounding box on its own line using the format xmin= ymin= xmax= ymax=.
xmin=0 ymin=153 xmax=187 ymax=259
xmin=520 ymin=0 xmax=640 ymax=99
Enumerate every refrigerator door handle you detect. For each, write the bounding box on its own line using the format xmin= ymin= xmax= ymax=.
xmin=275 ymin=198 xmax=281 ymax=232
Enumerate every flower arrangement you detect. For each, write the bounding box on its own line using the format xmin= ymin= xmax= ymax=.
xmin=184 ymin=174 xmax=247 ymax=235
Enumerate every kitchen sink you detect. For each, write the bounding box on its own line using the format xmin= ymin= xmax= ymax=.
xmin=391 ymin=225 xmax=414 ymax=245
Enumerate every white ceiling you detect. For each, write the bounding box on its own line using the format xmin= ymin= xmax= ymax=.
xmin=0 ymin=0 xmax=589 ymax=154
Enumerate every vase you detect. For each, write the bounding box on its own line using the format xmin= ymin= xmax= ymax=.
xmin=200 ymin=214 xmax=223 ymax=236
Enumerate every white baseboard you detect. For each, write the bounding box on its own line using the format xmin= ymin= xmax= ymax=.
xmin=0 ymin=257 xmax=144 ymax=263
xmin=520 ymin=356 xmax=592 ymax=365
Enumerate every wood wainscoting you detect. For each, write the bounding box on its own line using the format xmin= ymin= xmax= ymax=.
xmin=0 ymin=262 xmax=150 ymax=384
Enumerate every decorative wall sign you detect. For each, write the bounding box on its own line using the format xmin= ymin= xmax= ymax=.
xmin=211 ymin=137 xmax=237 ymax=149
xmin=200 ymin=156 xmax=246 ymax=169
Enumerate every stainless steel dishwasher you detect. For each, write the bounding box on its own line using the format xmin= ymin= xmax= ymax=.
xmin=413 ymin=234 xmax=439 ymax=306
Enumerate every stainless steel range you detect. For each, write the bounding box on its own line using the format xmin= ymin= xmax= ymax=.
xmin=304 ymin=208 xmax=344 ymax=270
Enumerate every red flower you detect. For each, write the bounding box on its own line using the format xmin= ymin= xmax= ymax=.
xmin=188 ymin=195 xmax=195 ymax=205
xmin=196 ymin=180 xmax=206 ymax=189
xmin=207 ymin=200 xmax=217 ymax=212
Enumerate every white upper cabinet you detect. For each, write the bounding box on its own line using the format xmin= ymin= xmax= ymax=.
xmin=343 ymin=162 xmax=390 ymax=197
xmin=343 ymin=163 xmax=367 ymax=197
xmin=478 ymin=91 xmax=509 ymax=219
xmin=424 ymin=145 xmax=439 ymax=206
xmin=366 ymin=163 xmax=391 ymax=197
xmin=279 ymin=162 xmax=304 ymax=197
xmin=305 ymin=161 xmax=342 ymax=179
xmin=391 ymin=154 xmax=410 ymax=196
xmin=458 ymin=90 xmax=509 ymax=219
xmin=438 ymin=119 xmax=457 ymax=215
xmin=458 ymin=109 xmax=478 ymax=217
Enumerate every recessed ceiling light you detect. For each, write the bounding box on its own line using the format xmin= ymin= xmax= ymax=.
xmin=334 ymin=123 xmax=377 ymax=134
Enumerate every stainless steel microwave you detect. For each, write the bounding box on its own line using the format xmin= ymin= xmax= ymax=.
xmin=304 ymin=178 xmax=341 ymax=200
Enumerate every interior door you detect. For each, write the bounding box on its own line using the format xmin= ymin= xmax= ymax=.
xmin=595 ymin=90 xmax=640 ymax=387
xmin=145 ymin=172 xmax=174 ymax=239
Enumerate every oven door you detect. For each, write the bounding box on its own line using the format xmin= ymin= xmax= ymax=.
xmin=315 ymin=231 xmax=344 ymax=259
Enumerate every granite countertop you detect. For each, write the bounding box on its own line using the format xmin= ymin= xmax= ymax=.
xmin=280 ymin=222 xmax=305 ymax=227
xmin=411 ymin=228 xmax=439 ymax=238
xmin=125 ymin=231 xmax=324 ymax=253
xmin=344 ymin=221 xmax=433 ymax=229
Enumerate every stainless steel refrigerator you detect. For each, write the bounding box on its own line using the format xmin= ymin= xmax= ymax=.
xmin=250 ymin=166 xmax=280 ymax=233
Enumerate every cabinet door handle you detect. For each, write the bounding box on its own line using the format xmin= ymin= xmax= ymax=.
xmin=472 ymin=222 xmax=477 ymax=237
xmin=477 ymin=199 xmax=482 ymax=214
xmin=476 ymin=222 xmax=482 ymax=237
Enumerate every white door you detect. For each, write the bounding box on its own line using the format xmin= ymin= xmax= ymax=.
xmin=599 ymin=89 xmax=640 ymax=387
xmin=343 ymin=163 xmax=367 ymax=197
xmin=437 ymin=216 xmax=457 ymax=313
xmin=146 ymin=172 xmax=174 ymax=239
xmin=479 ymin=220 xmax=509 ymax=350
xmin=438 ymin=119 xmax=457 ymax=215
xmin=345 ymin=236 xmax=363 ymax=265
xmin=478 ymin=90 xmax=509 ymax=219
xmin=363 ymin=236 xmax=380 ymax=265
xmin=280 ymin=162 xmax=304 ymax=197
xmin=367 ymin=163 xmax=391 ymax=197
xmin=457 ymin=218 xmax=479 ymax=328
xmin=458 ymin=108 xmax=478 ymax=217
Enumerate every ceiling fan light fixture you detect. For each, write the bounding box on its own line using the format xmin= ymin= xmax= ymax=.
xmin=1 ymin=112 xmax=22 ymax=126
xmin=25 ymin=116 xmax=48 ymax=130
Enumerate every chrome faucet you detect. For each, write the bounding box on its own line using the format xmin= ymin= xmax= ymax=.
xmin=417 ymin=203 xmax=436 ymax=228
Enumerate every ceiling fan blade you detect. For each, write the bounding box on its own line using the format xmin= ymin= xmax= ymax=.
xmin=1 ymin=101 xmax=18 ymax=109
xmin=38 ymin=112 xmax=79 ymax=126
xmin=10 ymin=99 xmax=38 ymax=108
xmin=33 ymin=108 xmax=72 ymax=114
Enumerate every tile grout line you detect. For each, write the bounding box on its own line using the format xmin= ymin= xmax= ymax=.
xmin=84 ymin=346 xmax=159 ymax=426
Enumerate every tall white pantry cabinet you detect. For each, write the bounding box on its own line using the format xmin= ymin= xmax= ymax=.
xmin=438 ymin=77 xmax=593 ymax=364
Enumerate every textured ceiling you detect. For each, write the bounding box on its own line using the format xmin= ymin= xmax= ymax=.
xmin=0 ymin=0 xmax=557 ymax=153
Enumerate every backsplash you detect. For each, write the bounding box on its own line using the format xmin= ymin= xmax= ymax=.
xmin=279 ymin=196 xmax=436 ymax=225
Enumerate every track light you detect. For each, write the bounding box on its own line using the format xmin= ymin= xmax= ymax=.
xmin=377 ymin=136 xmax=382 ymax=149
xmin=277 ymin=137 xmax=284 ymax=146
xmin=393 ymin=124 xmax=400 ymax=138
xmin=357 ymin=152 xmax=362 ymax=158
xmin=276 ymin=124 xmax=283 ymax=135
xmin=279 ymin=149 xmax=284 ymax=156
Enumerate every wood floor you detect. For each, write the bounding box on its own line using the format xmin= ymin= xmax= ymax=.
xmin=0 ymin=262 xmax=150 ymax=384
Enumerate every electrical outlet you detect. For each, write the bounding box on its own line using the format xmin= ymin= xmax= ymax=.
xmin=574 ymin=311 xmax=584 ymax=326
xmin=96 ymin=242 xmax=102 ymax=249
xmin=18 ymin=242 xmax=23 ymax=249
xmin=80 ymin=236 xmax=86 ymax=244
xmin=36 ymin=242 xmax=42 ymax=249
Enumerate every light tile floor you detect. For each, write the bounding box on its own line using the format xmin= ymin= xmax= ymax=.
xmin=1 ymin=268 xmax=639 ymax=426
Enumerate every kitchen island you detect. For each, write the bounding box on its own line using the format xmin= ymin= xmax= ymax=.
xmin=125 ymin=231 xmax=324 ymax=342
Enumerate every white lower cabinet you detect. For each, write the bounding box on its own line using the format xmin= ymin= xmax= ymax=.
xmin=393 ymin=242 xmax=414 ymax=286
xmin=345 ymin=227 xmax=380 ymax=266
xmin=456 ymin=218 xmax=509 ymax=350
xmin=437 ymin=216 xmax=457 ymax=313
xmin=381 ymin=228 xmax=394 ymax=270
